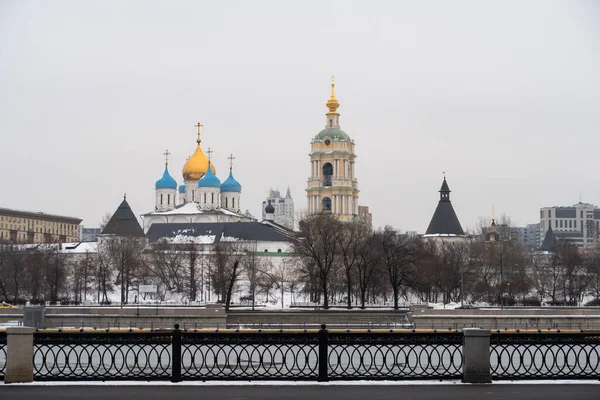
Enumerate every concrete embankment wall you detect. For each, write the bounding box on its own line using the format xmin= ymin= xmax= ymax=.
xmin=226 ymin=309 xmax=410 ymax=329
xmin=410 ymin=308 xmax=600 ymax=330
xmin=1 ymin=305 xmax=227 ymax=329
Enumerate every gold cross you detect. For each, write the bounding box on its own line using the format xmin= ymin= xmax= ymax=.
xmin=228 ymin=153 xmax=235 ymax=171
xmin=163 ymin=149 xmax=170 ymax=166
xmin=331 ymin=74 xmax=335 ymax=84
xmin=206 ymin=148 xmax=213 ymax=162
xmin=195 ymin=122 xmax=203 ymax=144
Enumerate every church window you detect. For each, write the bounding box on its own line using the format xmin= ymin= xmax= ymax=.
xmin=160 ymin=194 xmax=163 ymax=205
xmin=329 ymin=119 xmax=332 ymax=127
xmin=233 ymin=198 xmax=235 ymax=208
xmin=277 ymin=249 xmax=282 ymax=252
xmin=569 ymin=220 xmax=572 ymax=228
xmin=322 ymin=163 xmax=333 ymax=187
xmin=264 ymin=249 xmax=268 ymax=252
xmin=211 ymin=193 xmax=214 ymax=204
xmin=204 ymin=193 xmax=207 ymax=203
xmin=168 ymin=194 xmax=170 ymax=205
xmin=322 ymin=197 xmax=332 ymax=212
xmin=225 ymin=198 xmax=228 ymax=208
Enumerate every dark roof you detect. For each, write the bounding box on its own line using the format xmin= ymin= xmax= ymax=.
xmin=439 ymin=177 xmax=450 ymax=192
xmin=101 ymin=199 xmax=144 ymax=236
xmin=146 ymin=222 xmax=292 ymax=244
xmin=539 ymin=227 xmax=557 ymax=252
xmin=425 ymin=201 xmax=465 ymax=235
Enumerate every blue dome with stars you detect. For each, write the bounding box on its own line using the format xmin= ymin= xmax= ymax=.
xmin=221 ymin=171 xmax=242 ymax=193
xmin=198 ymin=164 xmax=221 ymax=188
xmin=155 ymin=166 xmax=177 ymax=190
xmin=178 ymin=184 xmax=185 ymax=194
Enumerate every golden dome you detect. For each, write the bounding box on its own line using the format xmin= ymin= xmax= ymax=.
xmin=326 ymin=75 xmax=340 ymax=115
xmin=182 ymin=123 xmax=216 ymax=181
xmin=182 ymin=145 xmax=216 ymax=181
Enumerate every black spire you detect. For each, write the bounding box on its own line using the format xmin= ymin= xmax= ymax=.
xmin=425 ymin=176 xmax=464 ymax=235
xmin=101 ymin=198 xmax=145 ymax=236
xmin=439 ymin=177 xmax=451 ymax=202
xmin=539 ymin=226 xmax=557 ymax=252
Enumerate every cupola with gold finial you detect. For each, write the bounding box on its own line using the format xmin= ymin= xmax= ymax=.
xmin=326 ymin=74 xmax=340 ymax=115
xmin=317 ymin=75 xmax=350 ymax=140
xmin=182 ymin=122 xmax=216 ymax=181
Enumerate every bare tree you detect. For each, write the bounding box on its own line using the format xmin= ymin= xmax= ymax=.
xmin=293 ymin=215 xmax=343 ymax=309
xmin=377 ymin=226 xmax=419 ymax=310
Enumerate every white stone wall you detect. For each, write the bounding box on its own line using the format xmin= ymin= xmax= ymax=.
xmin=155 ymin=189 xmax=177 ymax=212
xmin=221 ymin=192 xmax=241 ymax=212
xmin=197 ymin=187 xmax=221 ymax=209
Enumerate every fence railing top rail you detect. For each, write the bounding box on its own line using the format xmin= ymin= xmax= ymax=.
xmin=23 ymin=327 xmax=463 ymax=334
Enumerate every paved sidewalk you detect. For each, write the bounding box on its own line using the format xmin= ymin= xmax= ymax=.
xmin=1 ymin=383 xmax=599 ymax=400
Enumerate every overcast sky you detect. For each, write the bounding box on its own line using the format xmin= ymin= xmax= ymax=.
xmin=1 ymin=0 xmax=599 ymax=232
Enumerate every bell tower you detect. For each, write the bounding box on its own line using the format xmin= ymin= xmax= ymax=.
xmin=306 ymin=76 xmax=359 ymax=222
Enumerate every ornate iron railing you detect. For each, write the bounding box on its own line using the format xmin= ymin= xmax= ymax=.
xmin=33 ymin=330 xmax=172 ymax=380
xmin=181 ymin=329 xmax=319 ymax=380
xmin=490 ymin=331 xmax=600 ymax=380
xmin=328 ymin=330 xmax=463 ymax=380
xmin=0 ymin=331 xmax=6 ymax=379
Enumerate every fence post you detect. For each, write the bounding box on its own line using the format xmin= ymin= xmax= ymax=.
xmin=318 ymin=323 xmax=328 ymax=382
xmin=462 ymin=328 xmax=491 ymax=383
xmin=171 ymin=323 xmax=182 ymax=383
xmin=5 ymin=327 xmax=36 ymax=383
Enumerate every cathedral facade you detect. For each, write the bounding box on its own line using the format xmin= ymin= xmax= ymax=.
xmin=141 ymin=124 xmax=254 ymax=233
xmin=306 ymin=78 xmax=360 ymax=222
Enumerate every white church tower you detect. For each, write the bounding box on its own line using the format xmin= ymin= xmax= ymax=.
xmin=154 ymin=150 xmax=177 ymax=212
xmin=220 ymin=153 xmax=242 ymax=213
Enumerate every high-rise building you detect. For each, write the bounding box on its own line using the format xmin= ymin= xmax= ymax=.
xmin=261 ymin=188 xmax=295 ymax=230
xmin=306 ymin=77 xmax=359 ymax=221
xmin=0 ymin=208 xmax=81 ymax=243
xmin=540 ymin=203 xmax=600 ymax=248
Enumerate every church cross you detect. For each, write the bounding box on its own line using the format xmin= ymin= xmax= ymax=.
xmin=206 ymin=148 xmax=213 ymax=162
xmin=163 ymin=149 xmax=170 ymax=166
xmin=331 ymin=74 xmax=335 ymax=84
xmin=195 ymin=122 xmax=203 ymax=144
xmin=228 ymin=153 xmax=235 ymax=171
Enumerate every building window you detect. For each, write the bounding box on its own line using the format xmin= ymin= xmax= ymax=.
xmin=322 ymin=197 xmax=332 ymax=212
xmin=329 ymin=119 xmax=332 ymax=127
xmin=560 ymin=220 xmax=563 ymax=228
xmin=167 ymin=194 xmax=170 ymax=205
xmin=322 ymin=163 xmax=333 ymax=187
xmin=548 ymin=210 xmax=552 ymax=218
xmin=225 ymin=198 xmax=228 ymax=208
xmin=277 ymin=249 xmax=282 ymax=253
xmin=160 ymin=194 xmax=163 ymax=205
xmin=569 ymin=220 xmax=572 ymax=229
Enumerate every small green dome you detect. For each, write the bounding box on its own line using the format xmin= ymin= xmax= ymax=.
xmin=316 ymin=127 xmax=350 ymax=141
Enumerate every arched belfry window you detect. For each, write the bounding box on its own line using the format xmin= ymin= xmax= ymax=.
xmin=322 ymin=197 xmax=332 ymax=212
xmin=322 ymin=162 xmax=333 ymax=187
xmin=329 ymin=119 xmax=333 ymax=127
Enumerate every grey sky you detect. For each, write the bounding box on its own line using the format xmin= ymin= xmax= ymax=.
xmin=1 ymin=0 xmax=599 ymax=232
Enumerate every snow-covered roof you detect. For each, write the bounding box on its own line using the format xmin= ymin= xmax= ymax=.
xmin=143 ymin=202 xmax=242 ymax=217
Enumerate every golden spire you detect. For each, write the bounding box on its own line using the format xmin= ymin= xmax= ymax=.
xmin=195 ymin=122 xmax=203 ymax=145
xmin=326 ymin=74 xmax=340 ymax=115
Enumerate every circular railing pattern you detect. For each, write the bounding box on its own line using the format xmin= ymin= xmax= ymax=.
xmin=181 ymin=343 xmax=318 ymax=379
xmin=33 ymin=343 xmax=171 ymax=380
xmin=490 ymin=343 xmax=600 ymax=379
xmin=328 ymin=343 xmax=463 ymax=379
xmin=0 ymin=343 xmax=6 ymax=378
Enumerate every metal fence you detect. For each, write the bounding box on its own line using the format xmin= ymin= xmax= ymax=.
xmin=3 ymin=326 xmax=600 ymax=382
xmin=0 ymin=331 xmax=6 ymax=379
xmin=27 ymin=325 xmax=463 ymax=382
xmin=490 ymin=330 xmax=600 ymax=380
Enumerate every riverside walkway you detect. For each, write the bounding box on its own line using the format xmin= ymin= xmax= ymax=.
xmin=1 ymin=384 xmax=599 ymax=400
